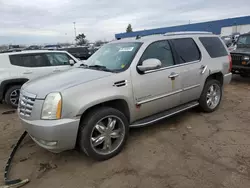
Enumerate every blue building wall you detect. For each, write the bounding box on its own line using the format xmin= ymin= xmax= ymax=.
xmin=115 ymin=16 xmax=250 ymax=39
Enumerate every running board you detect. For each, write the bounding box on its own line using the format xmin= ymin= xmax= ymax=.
xmin=130 ymin=101 xmax=199 ymax=128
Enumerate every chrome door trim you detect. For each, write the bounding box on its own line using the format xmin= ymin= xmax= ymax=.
xmin=182 ymin=84 xmax=200 ymax=91
xmin=136 ymin=89 xmax=182 ymax=105
xmin=144 ymin=60 xmax=200 ymax=74
xmin=136 ymin=84 xmax=200 ymax=105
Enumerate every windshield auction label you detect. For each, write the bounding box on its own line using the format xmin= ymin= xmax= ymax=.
xmin=119 ymin=47 xmax=134 ymax=52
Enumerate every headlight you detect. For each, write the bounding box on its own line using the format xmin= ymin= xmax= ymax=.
xmin=41 ymin=93 xmax=62 ymax=120
xmin=242 ymin=56 xmax=250 ymax=61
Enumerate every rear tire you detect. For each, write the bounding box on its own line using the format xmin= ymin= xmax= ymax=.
xmin=199 ymin=79 xmax=222 ymax=113
xmin=4 ymin=85 xmax=21 ymax=108
xmin=78 ymin=107 xmax=129 ymax=161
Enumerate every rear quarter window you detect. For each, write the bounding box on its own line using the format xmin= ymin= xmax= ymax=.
xmin=199 ymin=37 xmax=228 ymax=58
xmin=9 ymin=54 xmax=51 ymax=67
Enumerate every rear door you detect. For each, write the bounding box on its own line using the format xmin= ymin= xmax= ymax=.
xmin=9 ymin=53 xmax=56 ymax=80
xmin=169 ymin=38 xmax=206 ymax=104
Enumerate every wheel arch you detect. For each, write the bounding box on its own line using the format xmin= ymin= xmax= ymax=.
xmin=205 ymin=71 xmax=223 ymax=86
xmin=78 ymin=98 xmax=131 ymax=125
xmin=0 ymin=78 xmax=29 ymax=100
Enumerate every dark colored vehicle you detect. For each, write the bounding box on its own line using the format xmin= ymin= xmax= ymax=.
xmin=25 ymin=45 xmax=41 ymax=50
xmin=60 ymin=46 xmax=92 ymax=60
xmin=231 ymin=33 xmax=250 ymax=77
xmin=43 ymin=45 xmax=61 ymax=50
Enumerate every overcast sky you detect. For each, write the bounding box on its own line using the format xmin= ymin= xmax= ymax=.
xmin=0 ymin=0 xmax=249 ymax=45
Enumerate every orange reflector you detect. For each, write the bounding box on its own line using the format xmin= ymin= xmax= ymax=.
xmin=242 ymin=61 xmax=247 ymax=65
xmin=56 ymin=100 xmax=62 ymax=119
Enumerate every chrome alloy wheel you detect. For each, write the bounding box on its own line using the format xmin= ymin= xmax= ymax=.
xmin=206 ymin=84 xmax=221 ymax=109
xmin=10 ymin=89 xmax=20 ymax=106
xmin=90 ymin=116 xmax=125 ymax=155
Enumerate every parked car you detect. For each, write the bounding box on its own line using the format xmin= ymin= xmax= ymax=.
xmin=60 ymin=46 xmax=92 ymax=60
xmin=18 ymin=32 xmax=232 ymax=160
xmin=231 ymin=32 xmax=250 ymax=77
xmin=0 ymin=50 xmax=81 ymax=107
xmin=221 ymin=36 xmax=233 ymax=47
xmin=25 ymin=45 xmax=41 ymax=50
xmin=43 ymin=45 xmax=61 ymax=50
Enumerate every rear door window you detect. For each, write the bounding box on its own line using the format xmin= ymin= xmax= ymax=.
xmin=199 ymin=37 xmax=228 ymax=58
xmin=10 ymin=54 xmax=51 ymax=67
xmin=170 ymin=38 xmax=201 ymax=63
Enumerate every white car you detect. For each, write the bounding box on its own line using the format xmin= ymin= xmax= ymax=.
xmin=0 ymin=50 xmax=81 ymax=107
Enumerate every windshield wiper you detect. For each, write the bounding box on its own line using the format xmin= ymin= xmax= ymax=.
xmin=79 ymin=63 xmax=88 ymax=67
xmin=88 ymin=65 xmax=114 ymax=72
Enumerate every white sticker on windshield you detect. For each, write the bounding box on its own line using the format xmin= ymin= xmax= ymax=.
xmin=119 ymin=47 xmax=134 ymax=52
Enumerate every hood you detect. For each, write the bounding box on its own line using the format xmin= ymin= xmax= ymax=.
xmin=22 ymin=68 xmax=113 ymax=99
xmin=232 ymin=47 xmax=250 ymax=55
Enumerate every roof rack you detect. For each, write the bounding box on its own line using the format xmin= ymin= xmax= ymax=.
xmin=164 ymin=31 xmax=213 ymax=36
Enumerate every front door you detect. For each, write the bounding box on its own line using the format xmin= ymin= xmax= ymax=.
xmin=45 ymin=52 xmax=73 ymax=73
xmin=131 ymin=40 xmax=181 ymax=120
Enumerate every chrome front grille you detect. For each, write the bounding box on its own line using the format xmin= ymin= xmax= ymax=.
xmin=19 ymin=92 xmax=36 ymax=117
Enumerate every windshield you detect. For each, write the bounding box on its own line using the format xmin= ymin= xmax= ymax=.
xmin=84 ymin=42 xmax=142 ymax=72
xmin=237 ymin=35 xmax=250 ymax=46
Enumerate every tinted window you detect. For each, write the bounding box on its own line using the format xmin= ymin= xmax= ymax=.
xmin=67 ymin=47 xmax=88 ymax=53
xmin=45 ymin=53 xmax=72 ymax=66
xmin=140 ymin=40 xmax=174 ymax=67
xmin=10 ymin=54 xmax=51 ymax=67
xmin=199 ymin=37 xmax=228 ymax=58
xmin=171 ymin=38 xmax=200 ymax=63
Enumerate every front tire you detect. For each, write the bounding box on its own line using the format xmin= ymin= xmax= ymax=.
xmin=199 ymin=79 xmax=222 ymax=113
xmin=4 ymin=85 xmax=21 ymax=108
xmin=78 ymin=107 xmax=129 ymax=161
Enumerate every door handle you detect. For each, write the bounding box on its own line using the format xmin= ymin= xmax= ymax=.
xmin=200 ymin=65 xmax=207 ymax=74
xmin=168 ymin=72 xmax=179 ymax=78
xmin=23 ymin=71 xmax=32 ymax=74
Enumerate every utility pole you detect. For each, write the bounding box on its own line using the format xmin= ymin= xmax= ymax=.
xmin=73 ymin=22 xmax=77 ymax=43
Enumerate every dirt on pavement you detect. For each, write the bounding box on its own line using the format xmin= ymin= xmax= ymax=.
xmin=1 ymin=75 xmax=250 ymax=188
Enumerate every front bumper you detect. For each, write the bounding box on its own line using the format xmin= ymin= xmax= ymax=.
xmin=224 ymin=73 xmax=232 ymax=85
xmin=20 ymin=117 xmax=80 ymax=153
xmin=232 ymin=65 xmax=250 ymax=73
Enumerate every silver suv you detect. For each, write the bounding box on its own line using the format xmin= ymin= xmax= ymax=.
xmin=18 ymin=32 xmax=232 ymax=160
xmin=0 ymin=50 xmax=80 ymax=107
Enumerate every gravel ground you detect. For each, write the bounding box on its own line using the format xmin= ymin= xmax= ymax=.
xmin=0 ymin=75 xmax=250 ymax=188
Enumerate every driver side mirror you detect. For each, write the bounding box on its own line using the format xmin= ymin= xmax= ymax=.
xmin=69 ymin=59 xmax=75 ymax=66
xmin=137 ymin=58 xmax=162 ymax=72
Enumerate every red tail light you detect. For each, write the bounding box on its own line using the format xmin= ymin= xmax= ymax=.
xmin=228 ymin=55 xmax=232 ymax=72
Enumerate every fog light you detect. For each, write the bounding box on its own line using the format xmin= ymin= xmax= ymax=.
xmin=32 ymin=136 xmax=57 ymax=146
xmin=39 ymin=139 xmax=57 ymax=146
